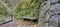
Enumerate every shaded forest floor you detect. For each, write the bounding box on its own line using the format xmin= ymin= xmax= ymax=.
xmin=0 ymin=20 xmax=37 ymax=27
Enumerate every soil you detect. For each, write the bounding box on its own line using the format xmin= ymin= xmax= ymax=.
xmin=0 ymin=20 xmax=37 ymax=27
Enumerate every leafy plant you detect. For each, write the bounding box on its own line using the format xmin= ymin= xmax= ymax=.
xmin=14 ymin=0 xmax=45 ymax=20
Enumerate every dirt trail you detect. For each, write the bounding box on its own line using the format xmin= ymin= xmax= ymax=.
xmin=17 ymin=20 xmax=37 ymax=27
xmin=0 ymin=20 xmax=37 ymax=27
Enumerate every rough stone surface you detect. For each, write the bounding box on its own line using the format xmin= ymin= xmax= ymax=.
xmin=38 ymin=0 xmax=60 ymax=27
xmin=49 ymin=15 xmax=59 ymax=27
xmin=50 ymin=3 xmax=60 ymax=15
xmin=38 ymin=1 xmax=50 ymax=27
xmin=50 ymin=0 xmax=58 ymax=3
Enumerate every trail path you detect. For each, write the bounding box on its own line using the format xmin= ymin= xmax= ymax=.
xmin=0 ymin=20 xmax=37 ymax=27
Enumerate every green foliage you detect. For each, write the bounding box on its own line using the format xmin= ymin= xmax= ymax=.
xmin=0 ymin=8 xmax=7 ymax=15
xmin=0 ymin=1 xmax=7 ymax=15
xmin=14 ymin=0 xmax=45 ymax=20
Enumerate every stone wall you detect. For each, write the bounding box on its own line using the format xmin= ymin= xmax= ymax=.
xmin=38 ymin=0 xmax=60 ymax=27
